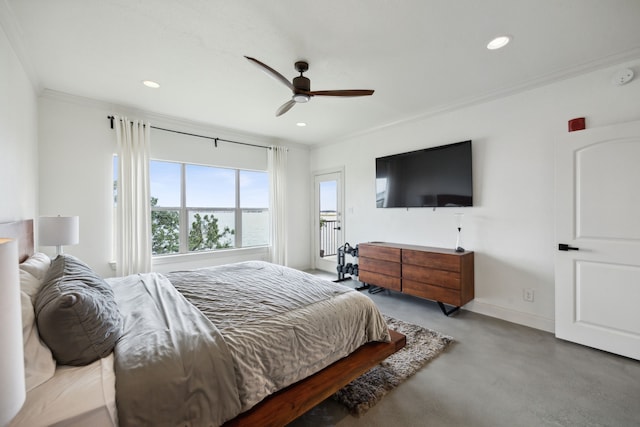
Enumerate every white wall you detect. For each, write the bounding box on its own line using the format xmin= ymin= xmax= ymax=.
xmin=38 ymin=94 xmax=118 ymax=275
xmin=38 ymin=92 xmax=311 ymax=276
xmin=0 ymin=24 xmax=38 ymax=223
xmin=310 ymin=59 xmax=640 ymax=331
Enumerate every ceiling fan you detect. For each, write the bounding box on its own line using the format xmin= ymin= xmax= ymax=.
xmin=245 ymin=56 xmax=375 ymax=117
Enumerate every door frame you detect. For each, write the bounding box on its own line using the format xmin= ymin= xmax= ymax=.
xmin=312 ymin=167 xmax=345 ymax=272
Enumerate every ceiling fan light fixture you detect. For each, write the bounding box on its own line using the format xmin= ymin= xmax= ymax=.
xmin=142 ymin=80 xmax=160 ymax=88
xmin=293 ymin=93 xmax=310 ymax=103
xmin=487 ymin=35 xmax=511 ymax=50
xmin=245 ymin=56 xmax=374 ymax=117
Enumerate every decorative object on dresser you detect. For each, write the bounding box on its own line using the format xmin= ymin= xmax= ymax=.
xmin=454 ymin=212 xmax=465 ymax=252
xmin=358 ymin=242 xmax=474 ymax=316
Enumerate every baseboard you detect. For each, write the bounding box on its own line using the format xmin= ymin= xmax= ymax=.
xmin=466 ymin=300 xmax=555 ymax=333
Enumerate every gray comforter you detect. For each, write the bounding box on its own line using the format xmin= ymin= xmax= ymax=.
xmin=112 ymin=261 xmax=390 ymax=426
xmin=111 ymin=273 xmax=241 ymax=427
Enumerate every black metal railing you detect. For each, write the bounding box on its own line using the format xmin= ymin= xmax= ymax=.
xmin=319 ymin=219 xmax=338 ymax=257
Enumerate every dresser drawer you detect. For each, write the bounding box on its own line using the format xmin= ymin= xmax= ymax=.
xmin=402 ymin=279 xmax=462 ymax=306
xmin=402 ymin=249 xmax=460 ymax=272
xmin=359 ymin=244 xmax=401 ymax=262
xmin=402 ymin=264 xmax=460 ymax=290
xmin=359 ymin=270 xmax=401 ymax=291
xmin=359 ymin=257 xmax=401 ymax=277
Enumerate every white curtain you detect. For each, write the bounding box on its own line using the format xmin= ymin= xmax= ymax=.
xmin=114 ymin=116 xmax=151 ymax=276
xmin=268 ymin=146 xmax=288 ymax=265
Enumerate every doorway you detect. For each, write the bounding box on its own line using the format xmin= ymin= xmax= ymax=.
xmin=313 ymin=170 xmax=344 ymax=272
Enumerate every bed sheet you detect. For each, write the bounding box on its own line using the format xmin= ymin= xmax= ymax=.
xmin=10 ymin=355 xmax=117 ymax=427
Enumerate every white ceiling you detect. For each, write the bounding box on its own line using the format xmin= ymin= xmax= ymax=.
xmin=5 ymin=0 xmax=640 ymax=145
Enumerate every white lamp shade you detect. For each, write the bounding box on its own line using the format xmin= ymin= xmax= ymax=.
xmin=0 ymin=238 xmax=26 ymax=424
xmin=39 ymin=216 xmax=80 ymax=246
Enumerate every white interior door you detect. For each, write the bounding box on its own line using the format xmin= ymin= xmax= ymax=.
xmin=555 ymin=120 xmax=640 ymax=360
xmin=313 ymin=171 xmax=343 ymax=272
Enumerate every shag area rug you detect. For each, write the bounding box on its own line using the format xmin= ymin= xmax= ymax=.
xmin=332 ymin=315 xmax=453 ymax=416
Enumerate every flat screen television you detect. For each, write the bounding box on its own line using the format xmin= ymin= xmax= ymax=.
xmin=376 ymin=140 xmax=473 ymax=208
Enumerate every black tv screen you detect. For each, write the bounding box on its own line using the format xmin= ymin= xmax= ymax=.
xmin=376 ymin=140 xmax=473 ymax=208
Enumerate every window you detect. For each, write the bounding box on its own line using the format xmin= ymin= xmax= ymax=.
xmin=114 ymin=157 xmax=270 ymax=256
xmin=151 ymin=160 xmax=270 ymax=255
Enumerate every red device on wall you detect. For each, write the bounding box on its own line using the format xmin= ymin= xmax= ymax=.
xmin=568 ymin=117 xmax=586 ymax=132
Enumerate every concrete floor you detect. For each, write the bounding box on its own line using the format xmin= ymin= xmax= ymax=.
xmin=289 ymin=273 xmax=640 ymax=427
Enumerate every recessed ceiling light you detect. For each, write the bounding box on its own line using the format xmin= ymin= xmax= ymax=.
xmin=487 ymin=35 xmax=511 ymax=50
xmin=296 ymin=122 xmax=307 ymax=127
xmin=142 ymin=80 xmax=160 ymax=88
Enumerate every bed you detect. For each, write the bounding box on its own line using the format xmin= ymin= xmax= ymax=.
xmin=3 ymin=220 xmax=405 ymax=426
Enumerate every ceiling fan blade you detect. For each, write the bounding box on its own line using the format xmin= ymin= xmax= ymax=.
xmin=276 ymin=99 xmax=296 ymax=117
xmin=306 ymin=89 xmax=374 ymax=97
xmin=245 ymin=56 xmax=295 ymax=91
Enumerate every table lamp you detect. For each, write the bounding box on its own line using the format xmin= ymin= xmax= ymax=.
xmin=39 ymin=215 xmax=80 ymax=255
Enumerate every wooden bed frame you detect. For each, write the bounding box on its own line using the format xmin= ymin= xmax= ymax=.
xmin=224 ymin=330 xmax=406 ymax=427
xmin=4 ymin=219 xmax=406 ymax=427
xmin=0 ymin=219 xmax=34 ymax=263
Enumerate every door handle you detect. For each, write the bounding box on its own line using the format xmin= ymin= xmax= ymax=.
xmin=558 ymin=243 xmax=579 ymax=251
xmin=334 ymin=226 xmax=341 ymax=230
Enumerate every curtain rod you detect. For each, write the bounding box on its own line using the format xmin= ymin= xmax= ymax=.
xmin=107 ymin=115 xmax=270 ymax=150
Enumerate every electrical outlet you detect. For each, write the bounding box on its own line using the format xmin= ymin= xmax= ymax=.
xmin=523 ymin=288 xmax=535 ymax=302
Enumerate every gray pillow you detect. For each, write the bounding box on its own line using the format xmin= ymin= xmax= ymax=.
xmin=35 ymin=254 xmax=122 ymax=366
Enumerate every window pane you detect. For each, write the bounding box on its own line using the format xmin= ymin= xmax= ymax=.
xmin=320 ymin=180 xmax=337 ymax=212
xmin=186 ymin=165 xmax=235 ymax=208
xmin=150 ymin=161 xmax=181 ymax=207
xmin=151 ymin=210 xmax=180 ymax=255
xmin=242 ymin=209 xmax=269 ymax=247
xmin=240 ymin=170 xmax=269 ymax=208
xmin=187 ymin=210 xmax=235 ymax=251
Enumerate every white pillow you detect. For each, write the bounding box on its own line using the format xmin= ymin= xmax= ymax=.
xmin=21 ymin=291 xmax=56 ymax=391
xmin=19 ymin=269 xmax=41 ymax=302
xmin=20 ymin=252 xmax=51 ymax=278
xmin=19 ymin=254 xmax=56 ymax=391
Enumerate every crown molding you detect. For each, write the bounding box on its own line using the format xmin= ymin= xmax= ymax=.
xmin=39 ymin=89 xmax=310 ymax=151
xmin=317 ymin=47 xmax=640 ymax=148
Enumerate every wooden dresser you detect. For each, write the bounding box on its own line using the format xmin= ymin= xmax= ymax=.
xmin=358 ymin=242 xmax=474 ymax=315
